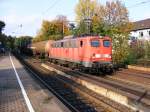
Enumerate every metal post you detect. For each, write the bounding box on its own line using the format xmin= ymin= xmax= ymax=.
xmin=62 ymin=22 xmax=64 ymax=38
xmin=84 ymin=18 xmax=92 ymax=34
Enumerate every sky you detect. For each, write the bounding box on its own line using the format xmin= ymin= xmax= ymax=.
xmin=0 ymin=0 xmax=150 ymax=37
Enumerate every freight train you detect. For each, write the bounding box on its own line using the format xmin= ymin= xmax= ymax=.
xmin=31 ymin=35 xmax=113 ymax=73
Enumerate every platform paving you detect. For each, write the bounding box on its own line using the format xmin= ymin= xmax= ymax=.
xmin=0 ymin=53 xmax=70 ymax=112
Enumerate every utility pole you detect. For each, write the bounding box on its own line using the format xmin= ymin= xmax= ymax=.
xmin=84 ymin=3 xmax=92 ymax=35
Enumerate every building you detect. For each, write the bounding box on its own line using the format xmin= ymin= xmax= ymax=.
xmin=130 ymin=18 xmax=150 ymax=40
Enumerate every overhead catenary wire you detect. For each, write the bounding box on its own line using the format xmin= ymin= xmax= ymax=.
xmin=127 ymin=0 xmax=150 ymax=8
xmin=42 ymin=0 xmax=60 ymax=15
xmin=38 ymin=0 xmax=62 ymax=21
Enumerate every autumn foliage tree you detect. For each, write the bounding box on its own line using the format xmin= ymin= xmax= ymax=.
xmin=104 ymin=0 xmax=132 ymax=64
xmin=33 ymin=15 xmax=70 ymax=42
xmin=75 ymin=0 xmax=98 ymax=35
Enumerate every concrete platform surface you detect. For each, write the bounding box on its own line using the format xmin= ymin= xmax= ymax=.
xmin=0 ymin=53 xmax=70 ymax=112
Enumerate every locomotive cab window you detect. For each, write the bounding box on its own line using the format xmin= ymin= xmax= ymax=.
xmin=103 ymin=40 xmax=110 ymax=47
xmin=91 ymin=40 xmax=100 ymax=47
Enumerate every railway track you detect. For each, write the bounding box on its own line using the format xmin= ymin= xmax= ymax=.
xmin=47 ymin=62 xmax=150 ymax=97
xmin=14 ymin=54 xmax=131 ymax=112
xmin=107 ymin=72 xmax=150 ymax=91
xmin=106 ymin=75 xmax=150 ymax=91
xmin=108 ymin=68 xmax=150 ymax=91
xmin=40 ymin=61 xmax=150 ymax=111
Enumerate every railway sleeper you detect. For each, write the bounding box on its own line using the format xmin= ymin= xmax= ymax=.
xmin=58 ymin=91 xmax=75 ymax=95
xmin=73 ymin=104 xmax=96 ymax=112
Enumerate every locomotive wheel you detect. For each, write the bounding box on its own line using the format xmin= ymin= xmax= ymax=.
xmin=105 ymin=67 xmax=114 ymax=74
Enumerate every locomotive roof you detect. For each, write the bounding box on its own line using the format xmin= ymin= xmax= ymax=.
xmin=64 ymin=35 xmax=109 ymax=39
xmin=54 ymin=35 xmax=110 ymax=43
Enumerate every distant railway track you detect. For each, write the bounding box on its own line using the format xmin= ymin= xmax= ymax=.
xmin=108 ymin=69 xmax=150 ymax=91
xmin=116 ymin=69 xmax=150 ymax=79
xmin=14 ymin=54 xmax=131 ymax=112
xmin=106 ymin=75 xmax=150 ymax=92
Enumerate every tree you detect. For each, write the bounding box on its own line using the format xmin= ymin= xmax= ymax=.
xmin=91 ymin=13 xmax=105 ymax=35
xmin=105 ymin=1 xmax=128 ymax=26
xmin=103 ymin=1 xmax=133 ymax=64
xmin=75 ymin=0 xmax=97 ymax=21
xmin=76 ymin=22 xmax=87 ymax=35
xmin=41 ymin=20 xmax=57 ymax=40
xmin=91 ymin=3 xmax=107 ymax=35
xmin=0 ymin=21 xmax=5 ymax=34
xmin=5 ymin=36 xmax=15 ymax=49
xmin=104 ymin=0 xmax=133 ymax=35
xmin=14 ymin=36 xmax=32 ymax=48
xmin=0 ymin=21 xmax=7 ymax=45
xmin=33 ymin=15 xmax=70 ymax=42
xmin=0 ymin=21 xmax=15 ymax=49
xmin=112 ymin=34 xmax=129 ymax=64
xmin=55 ymin=15 xmax=70 ymax=36
xmin=75 ymin=0 xmax=98 ymax=34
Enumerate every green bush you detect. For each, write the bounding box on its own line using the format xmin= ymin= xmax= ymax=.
xmin=127 ymin=40 xmax=150 ymax=65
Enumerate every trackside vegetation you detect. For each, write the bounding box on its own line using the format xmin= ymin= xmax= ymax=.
xmin=127 ymin=40 xmax=150 ymax=67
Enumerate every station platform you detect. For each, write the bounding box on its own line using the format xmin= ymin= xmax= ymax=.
xmin=0 ymin=53 xmax=70 ymax=112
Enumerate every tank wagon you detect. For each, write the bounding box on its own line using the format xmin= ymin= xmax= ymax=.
xmin=30 ymin=40 xmax=54 ymax=57
xmin=46 ymin=35 xmax=113 ymax=73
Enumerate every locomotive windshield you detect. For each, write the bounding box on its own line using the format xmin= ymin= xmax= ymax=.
xmin=91 ymin=40 xmax=100 ymax=47
xmin=103 ymin=40 xmax=110 ymax=47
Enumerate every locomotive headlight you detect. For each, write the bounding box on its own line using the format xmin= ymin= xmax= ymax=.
xmin=95 ymin=54 xmax=101 ymax=58
xmin=92 ymin=54 xmax=101 ymax=58
xmin=103 ymin=54 xmax=111 ymax=58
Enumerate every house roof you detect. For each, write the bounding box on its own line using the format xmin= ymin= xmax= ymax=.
xmin=132 ymin=18 xmax=150 ymax=31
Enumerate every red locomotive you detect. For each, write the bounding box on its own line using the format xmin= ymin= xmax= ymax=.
xmin=46 ymin=35 xmax=113 ymax=73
